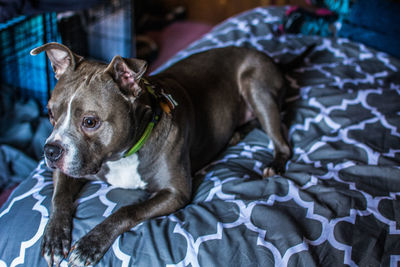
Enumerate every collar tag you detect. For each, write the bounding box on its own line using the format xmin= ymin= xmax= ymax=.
xmin=143 ymin=78 xmax=178 ymax=114
xmin=160 ymin=92 xmax=178 ymax=114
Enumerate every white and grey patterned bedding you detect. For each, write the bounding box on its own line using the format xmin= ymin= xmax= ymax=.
xmin=1 ymin=6 xmax=400 ymax=267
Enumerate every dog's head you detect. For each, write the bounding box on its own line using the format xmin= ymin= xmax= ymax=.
xmin=31 ymin=42 xmax=149 ymax=178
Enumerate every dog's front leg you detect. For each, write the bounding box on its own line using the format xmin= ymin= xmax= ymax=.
xmin=42 ymin=170 xmax=86 ymax=266
xmin=68 ymin=186 xmax=189 ymax=266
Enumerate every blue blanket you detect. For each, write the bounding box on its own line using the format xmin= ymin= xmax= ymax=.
xmin=1 ymin=6 xmax=400 ymax=267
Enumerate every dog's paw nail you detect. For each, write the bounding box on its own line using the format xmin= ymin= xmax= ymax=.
xmin=53 ymin=255 xmax=62 ymax=267
xmin=69 ymin=249 xmax=87 ymax=267
xmin=43 ymin=251 xmax=53 ymax=267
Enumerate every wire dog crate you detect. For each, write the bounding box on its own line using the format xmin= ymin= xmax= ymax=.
xmin=59 ymin=0 xmax=135 ymax=62
xmin=0 ymin=0 xmax=135 ymax=112
xmin=0 ymin=13 xmax=60 ymax=111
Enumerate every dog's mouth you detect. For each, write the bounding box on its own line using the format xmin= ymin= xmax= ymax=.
xmin=45 ymin=158 xmax=58 ymax=170
xmin=45 ymin=156 xmax=101 ymax=178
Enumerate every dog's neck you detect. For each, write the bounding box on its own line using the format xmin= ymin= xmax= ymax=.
xmin=124 ymin=78 xmax=177 ymax=157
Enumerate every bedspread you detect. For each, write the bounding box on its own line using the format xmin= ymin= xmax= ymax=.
xmin=1 ymin=6 xmax=399 ymax=267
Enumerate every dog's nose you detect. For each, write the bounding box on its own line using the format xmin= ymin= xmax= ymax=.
xmin=44 ymin=143 xmax=64 ymax=162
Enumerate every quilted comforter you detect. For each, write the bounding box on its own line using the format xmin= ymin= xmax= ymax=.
xmin=1 ymin=6 xmax=399 ymax=267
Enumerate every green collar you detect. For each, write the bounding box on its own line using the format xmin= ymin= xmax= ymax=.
xmin=124 ymin=113 xmax=160 ymax=157
xmin=124 ymin=79 xmax=177 ymax=157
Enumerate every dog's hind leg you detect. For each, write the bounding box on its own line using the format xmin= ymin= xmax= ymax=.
xmin=238 ymin=58 xmax=291 ymax=176
xmin=251 ymin=90 xmax=291 ymax=176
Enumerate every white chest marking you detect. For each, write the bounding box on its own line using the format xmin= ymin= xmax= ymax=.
xmin=105 ymin=154 xmax=147 ymax=189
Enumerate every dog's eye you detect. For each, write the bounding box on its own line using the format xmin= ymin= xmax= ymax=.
xmin=82 ymin=116 xmax=100 ymax=129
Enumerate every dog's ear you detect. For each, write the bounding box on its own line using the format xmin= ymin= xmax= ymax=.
xmin=30 ymin=42 xmax=82 ymax=79
xmin=106 ymin=56 xmax=147 ymax=97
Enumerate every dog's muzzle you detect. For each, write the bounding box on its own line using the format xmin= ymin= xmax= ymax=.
xmin=44 ymin=142 xmax=64 ymax=163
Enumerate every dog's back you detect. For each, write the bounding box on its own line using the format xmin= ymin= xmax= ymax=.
xmin=151 ymin=47 xmax=287 ymax=172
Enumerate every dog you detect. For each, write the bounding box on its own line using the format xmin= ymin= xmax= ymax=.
xmin=31 ymin=42 xmax=294 ymax=266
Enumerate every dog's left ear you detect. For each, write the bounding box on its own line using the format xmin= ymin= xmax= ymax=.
xmin=106 ymin=56 xmax=147 ymax=97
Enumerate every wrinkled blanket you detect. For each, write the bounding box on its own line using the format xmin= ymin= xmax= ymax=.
xmin=1 ymin=6 xmax=399 ymax=267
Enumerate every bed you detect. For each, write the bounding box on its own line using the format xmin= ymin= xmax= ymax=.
xmin=1 ymin=6 xmax=399 ymax=267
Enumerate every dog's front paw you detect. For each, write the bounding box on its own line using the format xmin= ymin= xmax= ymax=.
xmin=41 ymin=214 xmax=72 ymax=266
xmin=68 ymin=231 xmax=110 ymax=267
